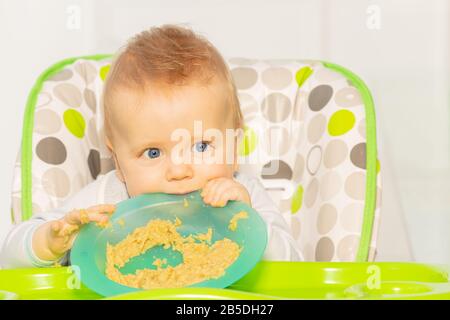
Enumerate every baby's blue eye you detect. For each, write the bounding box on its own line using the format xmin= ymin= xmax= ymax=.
xmin=145 ymin=148 xmax=161 ymax=159
xmin=194 ymin=141 xmax=209 ymax=153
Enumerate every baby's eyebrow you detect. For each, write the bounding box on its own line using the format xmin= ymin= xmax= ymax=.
xmin=133 ymin=140 xmax=164 ymax=152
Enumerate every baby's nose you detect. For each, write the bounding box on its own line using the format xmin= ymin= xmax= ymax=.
xmin=166 ymin=163 xmax=194 ymax=181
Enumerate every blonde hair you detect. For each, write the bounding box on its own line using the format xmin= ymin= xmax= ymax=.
xmin=103 ymin=24 xmax=243 ymax=142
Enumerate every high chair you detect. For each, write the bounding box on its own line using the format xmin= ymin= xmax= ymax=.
xmin=3 ymin=55 xmax=449 ymax=300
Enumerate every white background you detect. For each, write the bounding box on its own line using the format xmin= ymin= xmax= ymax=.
xmin=0 ymin=0 xmax=449 ymax=263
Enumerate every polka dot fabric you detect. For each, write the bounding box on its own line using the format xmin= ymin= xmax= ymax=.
xmin=10 ymin=57 xmax=381 ymax=262
xmin=229 ymin=58 xmax=381 ymax=262
xmin=11 ymin=58 xmax=114 ymax=224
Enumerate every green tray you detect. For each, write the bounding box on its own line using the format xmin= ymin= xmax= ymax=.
xmin=1 ymin=262 xmax=450 ymax=300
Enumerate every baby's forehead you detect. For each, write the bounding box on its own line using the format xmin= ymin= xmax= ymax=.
xmin=108 ymin=78 xmax=229 ymax=112
xmin=106 ymin=81 xmax=234 ymax=141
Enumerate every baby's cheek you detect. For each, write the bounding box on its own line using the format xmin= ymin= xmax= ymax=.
xmin=125 ymin=171 xmax=163 ymax=196
xmin=197 ymin=163 xmax=234 ymax=181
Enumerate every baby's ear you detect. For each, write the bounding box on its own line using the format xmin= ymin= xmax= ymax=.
xmin=114 ymin=168 xmax=125 ymax=183
xmin=111 ymin=154 xmax=125 ymax=183
xmin=105 ymin=136 xmax=113 ymax=152
xmin=105 ymin=137 xmax=125 ymax=183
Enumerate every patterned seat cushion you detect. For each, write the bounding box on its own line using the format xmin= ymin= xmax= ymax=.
xmin=10 ymin=55 xmax=381 ymax=262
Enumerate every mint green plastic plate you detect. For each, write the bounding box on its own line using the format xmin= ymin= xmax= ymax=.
xmin=70 ymin=190 xmax=268 ymax=297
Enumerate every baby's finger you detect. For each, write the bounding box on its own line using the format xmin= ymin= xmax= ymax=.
xmin=51 ymin=220 xmax=79 ymax=238
xmin=64 ymin=209 xmax=85 ymax=225
xmin=82 ymin=212 xmax=110 ymax=224
xmin=200 ymin=179 xmax=217 ymax=197
xmin=86 ymin=204 xmax=116 ymax=215
xmin=64 ymin=204 xmax=115 ymax=225
xmin=86 ymin=204 xmax=115 ymax=224
xmin=50 ymin=220 xmax=63 ymax=235
xmin=201 ymin=179 xmax=220 ymax=202
xmin=204 ymin=183 xmax=222 ymax=204
xmin=209 ymin=180 xmax=235 ymax=206
xmin=219 ymin=187 xmax=243 ymax=205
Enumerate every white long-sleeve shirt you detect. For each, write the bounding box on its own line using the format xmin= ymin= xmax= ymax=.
xmin=0 ymin=170 xmax=303 ymax=269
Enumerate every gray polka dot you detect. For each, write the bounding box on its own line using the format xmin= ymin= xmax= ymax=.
xmin=293 ymin=90 xmax=308 ymax=122
xmin=88 ymin=149 xmax=101 ymax=179
xmin=42 ymin=167 xmax=70 ymax=198
xmin=36 ymin=137 xmax=67 ymax=165
xmin=345 ymin=172 xmax=366 ymax=200
xmin=264 ymin=126 xmax=291 ymax=156
xmin=292 ymin=154 xmax=305 ymax=182
xmin=84 ymin=88 xmax=97 ymax=114
xmin=34 ymin=109 xmax=61 ymax=135
xmin=261 ymin=93 xmax=292 ymax=123
xmin=36 ymin=92 xmax=52 ymax=109
xmin=74 ymin=61 xmax=97 ymax=84
xmin=315 ymin=237 xmax=334 ymax=261
xmin=304 ymin=178 xmax=319 ymax=208
xmin=306 ymin=145 xmax=322 ymax=175
xmin=231 ymin=67 xmax=258 ymax=90
xmin=320 ymin=171 xmax=342 ymax=201
xmin=315 ymin=68 xmax=342 ymax=82
xmin=88 ymin=118 xmax=99 ymax=149
xmin=307 ymin=114 xmax=327 ymax=144
xmin=308 ymin=85 xmax=333 ymax=111
xmin=317 ymin=204 xmax=338 ymax=235
xmin=261 ymin=160 xmax=293 ymax=179
xmin=324 ymin=139 xmax=348 ymax=169
xmin=350 ymin=143 xmax=366 ymax=169
xmin=261 ymin=67 xmax=292 ymax=90
xmin=53 ymin=83 xmax=82 ymax=108
xmin=335 ymin=87 xmax=362 ymax=107
xmin=48 ymin=69 xmax=73 ymax=81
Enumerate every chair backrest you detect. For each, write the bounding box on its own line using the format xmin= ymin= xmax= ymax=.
xmin=10 ymin=55 xmax=381 ymax=261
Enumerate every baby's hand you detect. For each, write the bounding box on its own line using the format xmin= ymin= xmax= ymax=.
xmin=200 ymin=177 xmax=251 ymax=207
xmin=34 ymin=204 xmax=115 ymax=261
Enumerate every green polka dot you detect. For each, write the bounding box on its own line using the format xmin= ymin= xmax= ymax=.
xmin=376 ymin=159 xmax=380 ymax=174
xmin=328 ymin=110 xmax=355 ymax=136
xmin=295 ymin=66 xmax=313 ymax=88
xmin=238 ymin=126 xmax=258 ymax=156
xmin=100 ymin=65 xmax=111 ymax=81
xmin=63 ymin=109 xmax=86 ymax=138
xmin=291 ymin=185 xmax=304 ymax=214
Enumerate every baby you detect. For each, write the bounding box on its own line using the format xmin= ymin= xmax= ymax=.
xmin=0 ymin=25 xmax=302 ymax=268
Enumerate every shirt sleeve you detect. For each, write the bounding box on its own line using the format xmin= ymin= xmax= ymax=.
xmin=0 ymin=172 xmax=114 ymax=269
xmin=236 ymin=173 xmax=304 ymax=262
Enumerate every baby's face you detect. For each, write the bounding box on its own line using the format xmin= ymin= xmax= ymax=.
xmin=106 ymin=80 xmax=239 ymax=197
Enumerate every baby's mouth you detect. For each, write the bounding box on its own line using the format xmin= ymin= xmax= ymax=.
xmin=166 ymin=186 xmax=201 ymax=195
